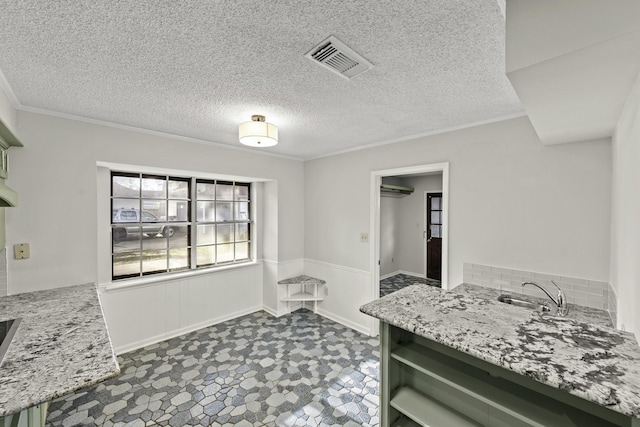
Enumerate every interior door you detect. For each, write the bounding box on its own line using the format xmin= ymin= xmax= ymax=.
xmin=426 ymin=192 xmax=443 ymax=281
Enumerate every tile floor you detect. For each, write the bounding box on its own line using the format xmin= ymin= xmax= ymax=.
xmin=46 ymin=310 xmax=380 ymax=427
xmin=379 ymin=273 xmax=441 ymax=297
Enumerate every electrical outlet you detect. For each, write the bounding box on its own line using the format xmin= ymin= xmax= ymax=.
xmin=14 ymin=243 xmax=30 ymax=260
xmin=360 ymin=233 xmax=369 ymax=243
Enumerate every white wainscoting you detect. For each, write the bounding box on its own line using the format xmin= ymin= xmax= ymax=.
xmin=304 ymin=258 xmax=374 ymax=336
xmin=99 ymin=264 xmax=264 ymax=355
xmin=99 ymin=258 xmax=375 ymax=354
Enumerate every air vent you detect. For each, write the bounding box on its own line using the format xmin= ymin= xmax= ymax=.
xmin=305 ymin=36 xmax=373 ymax=79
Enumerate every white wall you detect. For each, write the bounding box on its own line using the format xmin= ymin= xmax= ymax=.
xmin=7 ymin=110 xmax=304 ymax=293
xmin=99 ymin=263 xmax=263 ymax=354
xmin=305 ymin=116 xmax=611 ymax=333
xmin=397 ymin=175 xmax=443 ymax=277
xmin=380 ymin=175 xmax=443 ymax=278
xmin=379 ymin=196 xmax=399 ymax=277
xmin=5 ymin=110 xmax=304 ymax=351
xmin=611 ymin=73 xmax=640 ymax=338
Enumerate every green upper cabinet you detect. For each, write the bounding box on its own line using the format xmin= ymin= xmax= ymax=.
xmin=0 ymin=117 xmax=22 ymax=206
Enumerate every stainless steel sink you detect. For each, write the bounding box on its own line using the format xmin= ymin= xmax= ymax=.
xmin=497 ymin=294 xmax=551 ymax=313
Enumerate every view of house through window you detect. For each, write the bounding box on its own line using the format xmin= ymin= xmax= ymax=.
xmin=111 ymin=172 xmax=251 ymax=280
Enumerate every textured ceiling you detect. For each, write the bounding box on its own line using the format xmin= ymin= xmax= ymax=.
xmin=0 ymin=1 xmax=523 ymax=159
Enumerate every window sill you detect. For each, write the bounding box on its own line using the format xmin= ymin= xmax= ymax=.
xmin=100 ymin=260 xmax=261 ymax=293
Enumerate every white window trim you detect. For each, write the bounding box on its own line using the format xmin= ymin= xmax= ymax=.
xmin=97 ymin=161 xmax=271 ymax=289
xmin=102 ymin=259 xmax=261 ymax=292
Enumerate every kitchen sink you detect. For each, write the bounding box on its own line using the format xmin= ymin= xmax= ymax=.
xmin=497 ymin=294 xmax=551 ymax=313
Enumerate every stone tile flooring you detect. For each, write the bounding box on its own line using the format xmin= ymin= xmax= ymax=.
xmin=379 ymin=273 xmax=441 ymax=297
xmin=46 ymin=310 xmax=380 ymax=427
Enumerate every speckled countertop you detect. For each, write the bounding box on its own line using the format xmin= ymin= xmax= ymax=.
xmin=278 ymin=275 xmax=326 ymax=285
xmin=360 ymin=284 xmax=640 ymax=419
xmin=0 ymin=284 xmax=120 ymax=417
xmin=454 ymin=282 xmax=614 ymax=328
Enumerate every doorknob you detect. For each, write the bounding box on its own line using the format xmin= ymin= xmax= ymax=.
xmin=427 ymin=238 xmax=432 ymax=243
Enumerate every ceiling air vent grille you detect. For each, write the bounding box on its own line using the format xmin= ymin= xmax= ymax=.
xmin=305 ymin=36 xmax=373 ymax=79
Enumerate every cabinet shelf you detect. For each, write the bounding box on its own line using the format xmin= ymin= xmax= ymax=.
xmin=392 ymin=342 xmax=571 ymax=427
xmin=391 ymin=417 xmax=421 ymax=427
xmin=386 ymin=337 xmax=623 ymax=427
xmin=390 ymin=386 xmax=480 ymax=427
xmin=280 ymin=292 xmax=323 ymax=302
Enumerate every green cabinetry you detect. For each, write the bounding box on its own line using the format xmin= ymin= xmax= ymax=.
xmin=380 ymin=322 xmax=639 ymax=427
xmin=0 ymin=118 xmax=22 ymax=248
xmin=0 ymin=403 xmax=48 ymax=427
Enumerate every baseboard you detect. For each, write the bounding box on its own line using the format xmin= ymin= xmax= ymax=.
xmin=114 ymin=305 xmax=264 ymax=355
xmin=398 ymin=270 xmax=426 ymax=279
xmin=316 ymin=308 xmax=372 ymax=336
xmin=380 ymin=271 xmax=401 ymax=280
xmin=262 ymin=305 xmax=277 ymax=317
xmin=262 ymin=304 xmax=291 ymax=318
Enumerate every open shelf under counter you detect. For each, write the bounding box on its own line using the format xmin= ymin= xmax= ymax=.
xmin=380 ymin=323 xmax=635 ymax=427
xmin=390 ymin=416 xmax=421 ymax=427
xmin=390 ymin=386 xmax=480 ymax=427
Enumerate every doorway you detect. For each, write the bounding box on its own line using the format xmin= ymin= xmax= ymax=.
xmin=369 ymin=163 xmax=449 ymax=336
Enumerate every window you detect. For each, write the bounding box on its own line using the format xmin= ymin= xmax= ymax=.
xmin=195 ymin=180 xmax=251 ymax=268
xmin=111 ymin=172 xmax=252 ymax=280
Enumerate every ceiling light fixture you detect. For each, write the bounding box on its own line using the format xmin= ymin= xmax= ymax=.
xmin=238 ymin=115 xmax=278 ymax=147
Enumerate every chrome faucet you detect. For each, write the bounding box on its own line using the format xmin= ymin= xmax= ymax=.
xmin=521 ymin=280 xmax=569 ymax=316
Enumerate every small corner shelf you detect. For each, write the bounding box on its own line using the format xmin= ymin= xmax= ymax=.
xmin=278 ymin=275 xmax=325 ymax=313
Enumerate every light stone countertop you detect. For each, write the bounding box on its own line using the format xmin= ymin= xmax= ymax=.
xmin=360 ymin=284 xmax=640 ymax=419
xmin=0 ymin=283 xmax=120 ymax=417
xmin=453 ymin=282 xmax=614 ymax=328
xmin=277 ymin=275 xmax=326 ymax=285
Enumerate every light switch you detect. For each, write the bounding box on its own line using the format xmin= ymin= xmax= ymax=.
xmin=14 ymin=243 xmax=30 ymax=260
xmin=360 ymin=233 xmax=369 ymax=243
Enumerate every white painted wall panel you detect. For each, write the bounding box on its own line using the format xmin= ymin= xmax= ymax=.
xmin=100 ymin=265 xmax=263 ymax=354
xmin=6 ymin=110 xmax=304 ymax=294
xmin=305 ymin=258 xmax=373 ymax=335
xmin=611 ymin=73 xmax=640 ymax=338
xmin=305 ymin=116 xmax=611 ymax=331
xmin=379 ymin=196 xmax=399 ymax=277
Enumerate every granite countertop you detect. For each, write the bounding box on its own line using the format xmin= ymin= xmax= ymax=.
xmin=277 ymin=275 xmax=326 ymax=285
xmin=360 ymin=284 xmax=640 ymax=419
xmin=0 ymin=283 xmax=120 ymax=417
xmin=453 ymin=282 xmax=614 ymax=328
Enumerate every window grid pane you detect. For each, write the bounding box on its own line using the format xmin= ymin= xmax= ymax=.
xmin=111 ymin=172 xmax=193 ymax=280
xmin=112 ymin=173 xmax=251 ymax=280
xmin=193 ymin=179 xmax=251 ymax=268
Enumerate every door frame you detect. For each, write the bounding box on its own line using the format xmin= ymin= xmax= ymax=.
xmin=369 ymin=162 xmax=449 ymax=336
xmin=424 ymin=190 xmax=443 ymax=280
